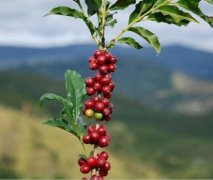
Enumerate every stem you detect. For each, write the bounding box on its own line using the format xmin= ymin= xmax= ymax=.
xmin=101 ymin=0 xmax=108 ymax=48
xmin=81 ymin=140 xmax=88 ymax=157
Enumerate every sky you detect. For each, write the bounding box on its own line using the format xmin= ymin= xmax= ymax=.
xmin=0 ymin=0 xmax=213 ymax=52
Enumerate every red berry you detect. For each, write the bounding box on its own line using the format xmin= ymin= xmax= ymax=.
xmin=104 ymin=162 xmax=111 ymax=171
xmin=83 ymin=134 xmax=91 ymax=144
xmin=103 ymin=108 xmax=111 ymax=116
xmin=94 ymin=82 xmax=102 ymax=92
xmin=93 ymin=96 xmax=100 ymax=102
xmin=94 ymin=73 xmax=103 ymax=82
xmin=88 ymin=125 xmax=96 ymax=134
xmin=98 ymin=136 xmax=110 ymax=147
xmin=99 ymin=170 xmax=108 ymax=177
xmin=97 ymin=158 xmax=106 ymax=168
xmin=104 ymin=74 xmax=112 ymax=80
xmin=97 ymin=55 xmax=107 ymax=65
xmin=99 ymin=65 xmax=109 ymax=74
xmin=110 ymin=56 xmax=117 ymax=64
xmin=94 ymin=102 xmax=105 ymax=112
xmin=89 ymin=57 xmax=96 ymax=63
xmin=87 ymin=157 xmax=97 ymax=168
xmin=90 ymin=131 xmax=100 ymax=142
xmin=109 ymin=81 xmax=115 ymax=91
xmin=101 ymin=98 xmax=109 ymax=107
xmin=101 ymin=77 xmax=111 ymax=86
xmin=85 ymin=100 xmax=95 ymax=109
xmin=104 ymin=52 xmax=112 ymax=63
xmin=105 ymin=114 xmax=112 ymax=121
xmin=99 ymin=151 xmax=109 ymax=160
xmin=97 ymin=176 xmax=104 ymax=180
xmin=87 ymin=87 xmax=96 ymax=96
xmin=97 ymin=125 xmax=107 ymax=136
xmin=102 ymin=86 xmax=111 ymax=94
xmin=103 ymin=92 xmax=112 ymax=99
xmin=85 ymin=77 xmax=94 ymax=87
xmin=81 ymin=177 xmax=88 ymax=180
xmin=94 ymin=50 xmax=104 ymax=59
xmin=80 ymin=164 xmax=90 ymax=174
xmin=78 ymin=158 xmax=86 ymax=166
xmin=91 ymin=175 xmax=99 ymax=180
xmin=108 ymin=64 xmax=117 ymax=72
xmin=89 ymin=62 xmax=99 ymax=70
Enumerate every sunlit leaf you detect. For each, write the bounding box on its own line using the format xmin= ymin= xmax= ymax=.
xmin=118 ymin=37 xmax=143 ymax=49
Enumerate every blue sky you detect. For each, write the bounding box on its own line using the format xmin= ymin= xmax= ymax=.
xmin=0 ymin=0 xmax=213 ymax=52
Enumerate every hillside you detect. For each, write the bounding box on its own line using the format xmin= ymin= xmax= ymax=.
xmin=0 ymin=71 xmax=213 ymax=178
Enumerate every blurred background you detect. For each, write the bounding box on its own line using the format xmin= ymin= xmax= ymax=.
xmin=0 ymin=0 xmax=213 ymax=179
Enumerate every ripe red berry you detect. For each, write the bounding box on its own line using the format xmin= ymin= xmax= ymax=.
xmin=80 ymin=164 xmax=90 ymax=174
xmin=108 ymin=64 xmax=117 ymax=72
xmin=91 ymin=175 xmax=99 ymax=180
xmin=104 ymin=162 xmax=111 ymax=171
xmin=87 ymin=87 xmax=96 ymax=96
xmin=94 ymin=82 xmax=102 ymax=92
xmin=87 ymin=157 xmax=97 ymax=168
xmin=94 ymin=50 xmax=104 ymax=59
xmin=97 ymin=125 xmax=107 ymax=136
xmin=101 ymin=77 xmax=111 ymax=86
xmin=98 ymin=136 xmax=110 ymax=147
xmin=87 ymin=125 xmax=96 ymax=134
xmin=104 ymin=74 xmax=112 ymax=79
xmin=105 ymin=114 xmax=112 ymax=121
xmin=109 ymin=81 xmax=115 ymax=91
xmin=89 ymin=62 xmax=99 ymax=70
xmin=94 ymin=73 xmax=103 ymax=82
xmin=90 ymin=131 xmax=100 ymax=142
xmin=97 ymin=176 xmax=104 ymax=180
xmin=104 ymin=52 xmax=112 ymax=63
xmin=89 ymin=57 xmax=96 ymax=63
xmin=97 ymin=55 xmax=107 ymax=65
xmin=102 ymin=108 xmax=111 ymax=117
xmin=97 ymin=158 xmax=106 ymax=168
xmin=99 ymin=151 xmax=109 ymax=160
xmin=85 ymin=100 xmax=95 ymax=109
xmin=85 ymin=77 xmax=94 ymax=87
xmin=94 ymin=102 xmax=105 ymax=112
xmin=83 ymin=134 xmax=91 ymax=144
xmin=99 ymin=65 xmax=109 ymax=74
xmin=81 ymin=177 xmax=88 ymax=180
xmin=102 ymin=86 xmax=111 ymax=94
xmin=110 ymin=56 xmax=117 ymax=64
xmin=101 ymin=98 xmax=109 ymax=107
xmin=93 ymin=96 xmax=100 ymax=102
xmin=103 ymin=92 xmax=112 ymax=99
xmin=78 ymin=158 xmax=86 ymax=166
xmin=99 ymin=169 xmax=108 ymax=177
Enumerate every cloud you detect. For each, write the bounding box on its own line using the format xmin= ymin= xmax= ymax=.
xmin=0 ymin=0 xmax=213 ymax=52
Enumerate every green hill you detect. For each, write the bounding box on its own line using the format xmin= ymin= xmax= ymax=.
xmin=0 ymin=71 xmax=213 ymax=178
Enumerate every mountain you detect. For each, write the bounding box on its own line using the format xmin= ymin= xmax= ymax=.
xmin=0 ymin=44 xmax=213 ymax=113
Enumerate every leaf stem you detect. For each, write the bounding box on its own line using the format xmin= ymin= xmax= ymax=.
xmin=101 ymin=0 xmax=108 ymax=48
xmin=81 ymin=139 xmax=88 ymax=157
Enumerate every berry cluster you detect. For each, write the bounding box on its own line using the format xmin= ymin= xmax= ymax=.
xmin=83 ymin=125 xmax=110 ymax=147
xmin=79 ymin=151 xmax=111 ymax=180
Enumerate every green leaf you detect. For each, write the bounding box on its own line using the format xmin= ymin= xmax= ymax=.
xmin=118 ymin=37 xmax=143 ymax=49
xmin=129 ymin=27 xmax=161 ymax=53
xmin=176 ymin=0 xmax=213 ymax=27
xmin=79 ymin=154 xmax=88 ymax=160
xmin=85 ymin=0 xmax=102 ymax=16
xmin=40 ymin=93 xmax=69 ymax=107
xmin=44 ymin=118 xmax=80 ymax=138
xmin=147 ymin=5 xmax=198 ymax=26
xmin=106 ymin=19 xmax=118 ymax=27
xmin=110 ymin=0 xmax=136 ymax=10
xmin=129 ymin=0 xmax=157 ymax=24
xmin=46 ymin=6 xmax=83 ymax=18
xmin=65 ymin=70 xmax=86 ymax=123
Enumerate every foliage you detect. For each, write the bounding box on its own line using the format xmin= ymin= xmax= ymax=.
xmin=46 ymin=0 xmax=213 ymax=53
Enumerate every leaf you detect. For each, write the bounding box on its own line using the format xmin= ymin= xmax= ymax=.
xmin=46 ymin=6 xmax=96 ymax=35
xmin=110 ymin=0 xmax=136 ymax=10
xmin=79 ymin=154 xmax=88 ymax=160
xmin=129 ymin=0 xmax=157 ymax=24
xmin=205 ymin=0 xmax=213 ymax=4
xmin=46 ymin=6 xmax=83 ymax=18
xmin=40 ymin=93 xmax=69 ymax=107
xmin=147 ymin=5 xmax=198 ymax=26
xmin=65 ymin=70 xmax=86 ymax=123
xmin=129 ymin=27 xmax=161 ymax=53
xmin=176 ymin=0 xmax=213 ymax=27
xmin=44 ymin=118 xmax=80 ymax=138
xmin=106 ymin=19 xmax=117 ymax=27
xmin=118 ymin=37 xmax=143 ymax=49
xmin=85 ymin=0 xmax=102 ymax=16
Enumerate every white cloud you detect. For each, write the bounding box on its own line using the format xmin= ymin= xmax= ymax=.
xmin=0 ymin=0 xmax=213 ymax=52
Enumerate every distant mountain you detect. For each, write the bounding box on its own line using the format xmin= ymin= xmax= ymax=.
xmin=0 ymin=44 xmax=213 ymax=113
